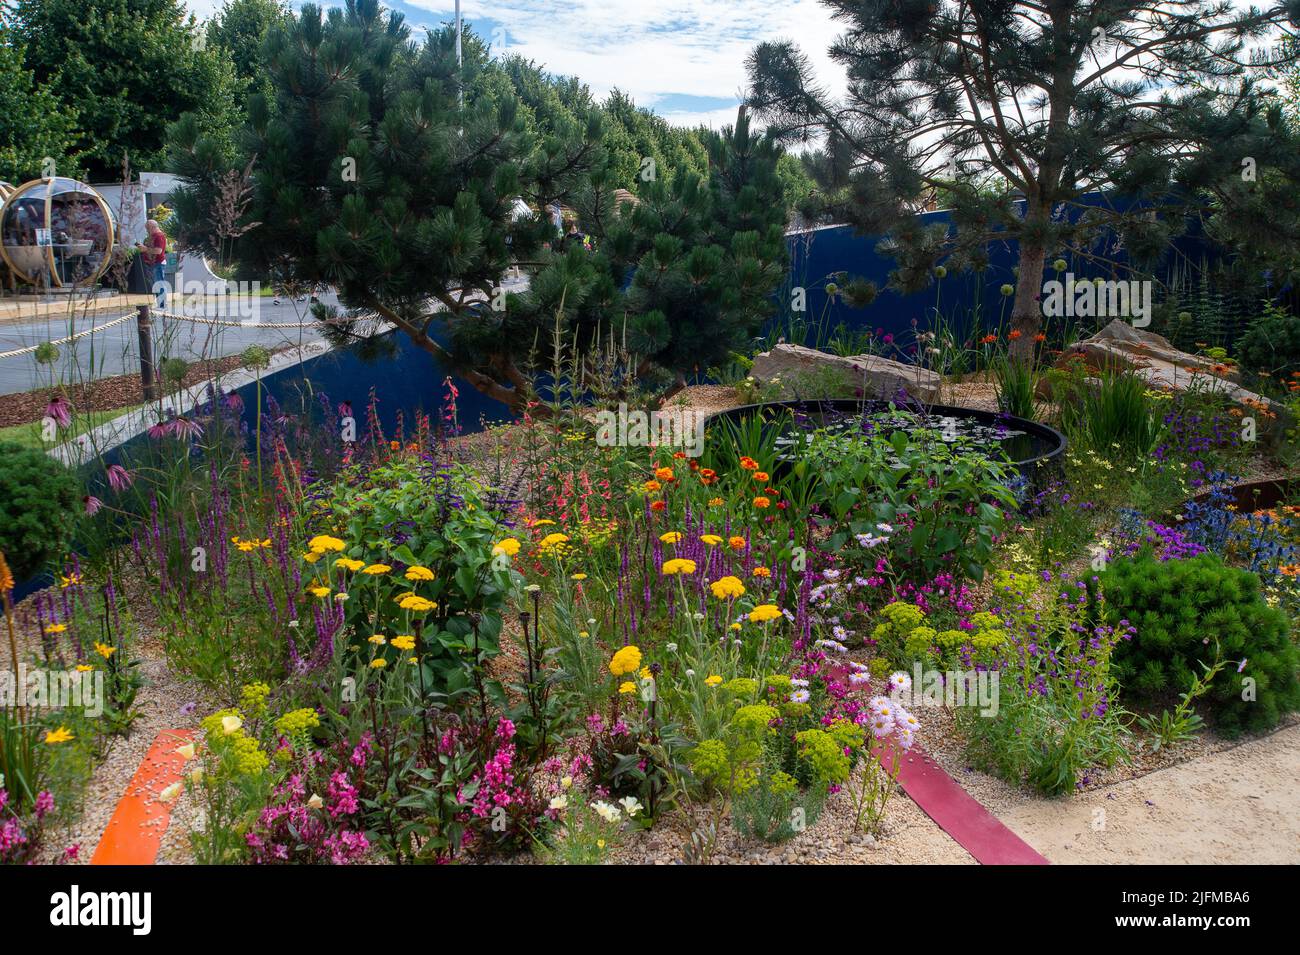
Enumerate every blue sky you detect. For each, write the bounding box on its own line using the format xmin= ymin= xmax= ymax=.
xmin=184 ymin=0 xmax=845 ymax=128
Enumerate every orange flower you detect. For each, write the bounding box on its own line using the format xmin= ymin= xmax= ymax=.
xmin=980 ymin=334 xmax=997 ymax=344
xmin=751 ymin=566 xmax=771 ymax=578
xmin=673 ymin=451 xmax=686 ymax=460
xmin=739 ymin=456 xmax=759 ymax=471
xmin=643 ymin=479 xmax=662 ymax=493
xmin=1009 ymin=330 xmax=1023 ymax=340
xmin=699 ymin=468 xmax=718 ymax=486
xmin=389 ymin=440 xmax=401 ymax=450
xmin=753 ymin=496 xmax=771 ymax=509
xmin=655 ymin=467 xmax=675 ymax=482
xmin=650 ymin=500 xmax=666 ymax=512
xmin=753 ymin=471 xmax=770 ymax=483
xmin=728 ymin=536 xmax=746 ymax=551
xmin=1034 ymin=333 xmax=1047 ymax=343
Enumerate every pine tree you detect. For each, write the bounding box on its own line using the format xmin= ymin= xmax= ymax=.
xmin=172 ymin=1 xmax=789 ymax=411
xmin=748 ymin=0 xmax=1300 ymax=357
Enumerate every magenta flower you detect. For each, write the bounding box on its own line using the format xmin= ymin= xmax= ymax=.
xmin=105 ymin=465 xmax=134 ymax=493
xmin=169 ymin=417 xmax=203 ymax=440
xmin=83 ymin=496 xmax=103 ymax=516
xmin=44 ymin=396 xmax=72 ymax=429
xmin=147 ymin=421 xmax=169 ymax=440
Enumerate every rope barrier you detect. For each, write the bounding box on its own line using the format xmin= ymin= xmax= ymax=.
xmin=0 ymin=309 xmax=322 ymax=360
xmin=0 ymin=312 xmax=137 ymax=360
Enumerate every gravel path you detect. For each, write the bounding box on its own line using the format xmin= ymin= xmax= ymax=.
xmin=997 ymin=724 xmax=1300 ymax=864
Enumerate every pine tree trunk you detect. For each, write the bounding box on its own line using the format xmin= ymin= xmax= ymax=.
xmin=1009 ymin=200 xmax=1048 ymax=363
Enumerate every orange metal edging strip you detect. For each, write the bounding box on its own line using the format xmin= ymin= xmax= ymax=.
xmin=90 ymin=728 xmax=195 ymax=865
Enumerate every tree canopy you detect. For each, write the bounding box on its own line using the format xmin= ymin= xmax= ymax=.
xmin=748 ymin=0 xmax=1300 ymax=355
xmin=170 ymin=0 xmax=790 ymax=410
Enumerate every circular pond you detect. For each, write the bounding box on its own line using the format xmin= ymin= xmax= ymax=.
xmin=704 ymin=398 xmax=1066 ymax=482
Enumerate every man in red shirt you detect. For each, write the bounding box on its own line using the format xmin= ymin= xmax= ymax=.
xmin=136 ymin=219 xmax=168 ymax=308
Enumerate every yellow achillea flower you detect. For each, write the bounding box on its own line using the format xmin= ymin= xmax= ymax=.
xmin=709 ymin=576 xmax=745 ymax=600
xmin=308 ymin=535 xmax=346 ymax=553
xmin=492 ymin=539 xmax=521 ymax=557
xmin=335 ymin=558 xmax=366 ymax=572
xmin=362 ymin=563 xmax=392 ymax=575
xmin=748 ymin=604 xmax=782 ymax=623
xmin=391 ymin=635 xmax=416 ymax=651
xmin=399 ymin=595 xmax=437 ymax=613
xmin=571 ymin=573 xmax=588 ymax=581
xmin=75 ymin=664 xmax=94 ymax=672
xmin=660 ymin=532 xmax=682 ymax=544
xmin=303 ymin=551 xmax=323 ymax=563
xmin=538 ymin=533 xmax=570 ymax=550
xmin=308 ymin=585 xmax=331 ymax=598
xmin=368 ymin=634 xmax=387 ymax=645
xmin=618 ymin=681 xmax=637 ymax=694
xmin=405 ymin=565 xmax=435 ymax=582
xmin=662 ymin=558 xmax=696 ymax=575
xmin=531 ymin=519 xmax=556 ymax=527
xmin=700 ymin=534 xmax=722 ymax=546
xmin=44 ymin=726 xmax=74 ymax=744
xmin=704 ymin=674 xmax=723 ymax=686
xmin=608 ymin=645 xmax=642 ymax=676
xmin=370 ymin=658 xmax=388 ymax=669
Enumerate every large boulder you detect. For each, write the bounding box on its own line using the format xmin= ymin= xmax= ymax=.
xmin=749 ymin=343 xmax=941 ymax=403
xmin=1058 ymin=319 xmax=1287 ymax=428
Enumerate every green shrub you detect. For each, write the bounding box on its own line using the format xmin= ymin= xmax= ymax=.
xmin=1238 ymin=302 xmax=1300 ymax=381
xmin=1101 ymin=551 xmax=1300 ymax=736
xmin=0 ymin=442 xmax=79 ymax=581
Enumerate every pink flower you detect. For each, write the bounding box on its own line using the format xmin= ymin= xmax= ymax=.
xmin=106 ymin=465 xmax=134 ymax=492
xmin=168 ymin=417 xmax=203 ymax=440
xmin=147 ymin=421 xmax=169 ymax=440
xmin=84 ymin=495 xmax=103 ymax=517
xmin=45 ymin=396 xmax=72 ymax=429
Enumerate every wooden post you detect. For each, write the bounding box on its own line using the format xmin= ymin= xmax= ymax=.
xmin=136 ymin=305 xmax=158 ymax=400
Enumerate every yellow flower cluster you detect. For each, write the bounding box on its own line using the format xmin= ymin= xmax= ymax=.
xmin=662 ymin=558 xmax=696 ymax=575
xmin=608 ymin=645 xmax=643 ymax=676
xmin=308 ymin=535 xmax=346 ymax=554
xmin=709 ymin=576 xmax=745 ymax=600
xmin=748 ymin=604 xmax=782 ymax=623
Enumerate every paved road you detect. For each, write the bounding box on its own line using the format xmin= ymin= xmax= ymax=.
xmin=0 ymin=294 xmax=335 ymax=395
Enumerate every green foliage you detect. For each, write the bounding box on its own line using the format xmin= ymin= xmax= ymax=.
xmin=14 ymin=0 xmax=242 ymax=178
xmin=958 ymin=570 xmax=1131 ymax=795
xmin=317 ymin=456 xmax=520 ymax=696
xmin=993 ymin=354 xmax=1038 ymax=421
xmin=731 ymin=769 xmax=824 ymax=843
xmin=1101 ymin=551 xmax=1300 ymax=736
xmin=0 ymin=14 xmax=73 ymax=181
xmin=0 ymin=441 xmax=79 ymax=581
xmin=1057 ymin=369 xmax=1161 ymax=459
xmin=802 ymin=419 xmax=1015 ymax=581
xmin=1238 ymin=302 xmax=1300 ymax=381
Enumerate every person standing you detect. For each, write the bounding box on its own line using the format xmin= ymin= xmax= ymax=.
xmin=136 ymin=219 xmax=168 ymax=309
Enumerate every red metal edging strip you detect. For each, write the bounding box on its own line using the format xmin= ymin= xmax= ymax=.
xmin=91 ymin=728 xmax=195 ymax=865
xmin=877 ymin=744 xmax=1050 ymax=865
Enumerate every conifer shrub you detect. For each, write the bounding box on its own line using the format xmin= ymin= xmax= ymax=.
xmin=1101 ymin=551 xmax=1300 ymax=736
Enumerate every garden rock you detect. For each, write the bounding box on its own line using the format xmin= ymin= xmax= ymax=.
xmin=750 ymin=343 xmax=941 ymax=402
xmin=1061 ymin=319 xmax=1285 ymax=421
